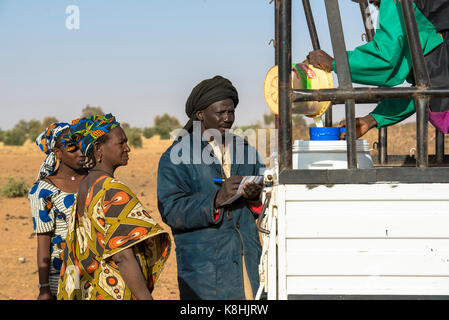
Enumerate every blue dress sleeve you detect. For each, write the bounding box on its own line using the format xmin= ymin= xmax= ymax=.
xmin=28 ymin=181 xmax=56 ymax=233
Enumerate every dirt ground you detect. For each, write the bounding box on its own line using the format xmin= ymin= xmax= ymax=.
xmin=0 ymin=136 xmax=179 ymax=300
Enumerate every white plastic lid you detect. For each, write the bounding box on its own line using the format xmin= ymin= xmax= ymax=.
xmin=293 ymin=139 xmax=371 ymax=152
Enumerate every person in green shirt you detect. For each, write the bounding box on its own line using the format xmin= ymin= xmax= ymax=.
xmin=307 ymin=0 xmax=448 ymax=137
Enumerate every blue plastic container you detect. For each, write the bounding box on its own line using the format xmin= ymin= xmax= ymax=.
xmin=309 ymin=127 xmax=346 ymax=141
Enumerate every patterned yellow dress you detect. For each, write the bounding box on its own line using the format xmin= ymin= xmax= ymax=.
xmin=57 ymin=176 xmax=171 ymax=300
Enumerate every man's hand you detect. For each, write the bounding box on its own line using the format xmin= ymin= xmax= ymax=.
xmin=242 ymin=182 xmax=262 ymax=201
xmin=338 ymin=115 xmax=378 ymax=139
xmin=215 ymin=176 xmax=242 ymax=208
xmin=307 ymin=50 xmax=334 ymax=73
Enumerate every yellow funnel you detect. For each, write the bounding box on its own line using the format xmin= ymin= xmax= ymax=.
xmin=263 ymin=63 xmax=334 ymax=118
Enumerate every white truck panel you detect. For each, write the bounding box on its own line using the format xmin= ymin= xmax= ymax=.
xmin=264 ymin=183 xmax=449 ymax=299
xmin=286 ymin=276 xmax=449 ymax=296
xmin=285 ymin=202 xmax=449 ymax=238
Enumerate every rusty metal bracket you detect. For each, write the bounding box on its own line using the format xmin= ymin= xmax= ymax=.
xmin=256 ymin=191 xmax=272 ymax=234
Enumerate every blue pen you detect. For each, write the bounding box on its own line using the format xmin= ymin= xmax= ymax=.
xmin=213 ymin=178 xmax=225 ymax=183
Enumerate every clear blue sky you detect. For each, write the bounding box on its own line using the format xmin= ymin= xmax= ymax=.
xmin=0 ymin=0 xmax=387 ymax=130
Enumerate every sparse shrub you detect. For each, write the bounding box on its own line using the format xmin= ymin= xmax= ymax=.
xmin=27 ymin=119 xmax=42 ymax=142
xmin=3 ymin=129 xmax=27 ymax=146
xmin=263 ymin=112 xmax=275 ymax=126
xmin=1 ymin=178 xmax=29 ymax=198
xmin=13 ymin=119 xmax=42 ymax=142
xmin=124 ymin=127 xmax=143 ymax=148
xmin=81 ymin=105 xmax=104 ymax=118
xmin=121 ymin=122 xmax=131 ymax=130
xmin=153 ymin=114 xmax=181 ymax=140
xmin=143 ymin=127 xmax=155 ymax=139
xmin=154 ymin=126 xmax=171 ymax=140
xmin=41 ymin=116 xmax=59 ymax=131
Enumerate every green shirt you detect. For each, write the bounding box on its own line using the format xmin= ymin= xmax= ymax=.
xmin=333 ymin=0 xmax=443 ymax=127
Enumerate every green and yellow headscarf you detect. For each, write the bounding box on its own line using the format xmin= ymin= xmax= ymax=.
xmin=68 ymin=114 xmax=120 ymax=156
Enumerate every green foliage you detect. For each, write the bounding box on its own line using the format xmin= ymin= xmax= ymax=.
xmin=153 ymin=113 xmax=181 ymax=140
xmin=41 ymin=116 xmax=59 ymax=131
xmin=154 ymin=126 xmax=171 ymax=140
xmin=13 ymin=119 xmax=42 ymax=142
xmin=13 ymin=119 xmax=29 ymax=133
xmin=1 ymin=178 xmax=29 ymax=198
xmin=81 ymin=105 xmax=104 ymax=118
xmin=142 ymin=127 xmax=155 ymax=139
xmin=28 ymin=119 xmax=42 ymax=141
xmin=124 ymin=127 xmax=143 ymax=148
xmin=154 ymin=113 xmax=181 ymax=128
xmin=3 ymin=129 xmax=27 ymax=146
xmin=0 ymin=129 xmax=4 ymax=142
xmin=263 ymin=113 xmax=275 ymax=126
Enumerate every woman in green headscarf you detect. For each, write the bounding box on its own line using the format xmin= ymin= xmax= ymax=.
xmin=57 ymin=114 xmax=171 ymax=300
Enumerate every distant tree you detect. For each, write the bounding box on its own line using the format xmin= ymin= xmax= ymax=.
xmin=12 ymin=119 xmax=42 ymax=142
xmin=41 ymin=116 xmax=59 ymax=131
xmin=81 ymin=105 xmax=104 ymax=118
xmin=28 ymin=119 xmax=42 ymax=141
xmin=142 ymin=127 xmax=155 ymax=139
xmin=123 ymin=127 xmax=143 ymax=148
xmin=263 ymin=113 xmax=275 ymax=126
xmin=13 ymin=119 xmax=29 ymax=133
xmin=153 ymin=114 xmax=181 ymax=140
xmin=120 ymin=122 xmax=131 ymax=130
xmin=3 ymin=128 xmax=27 ymax=146
xmin=0 ymin=128 xmax=4 ymax=142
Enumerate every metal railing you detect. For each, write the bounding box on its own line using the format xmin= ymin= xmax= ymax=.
xmin=275 ymin=0 xmax=449 ymax=180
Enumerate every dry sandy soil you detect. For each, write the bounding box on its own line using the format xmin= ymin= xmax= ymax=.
xmin=0 ymin=136 xmax=179 ymax=300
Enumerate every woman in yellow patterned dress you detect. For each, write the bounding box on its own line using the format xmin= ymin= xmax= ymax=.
xmin=57 ymin=114 xmax=171 ymax=300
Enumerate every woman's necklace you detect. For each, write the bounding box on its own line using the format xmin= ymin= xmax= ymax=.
xmin=58 ymin=171 xmax=80 ymax=181
xmin=89 ymin=168 xmax=114 ymax=177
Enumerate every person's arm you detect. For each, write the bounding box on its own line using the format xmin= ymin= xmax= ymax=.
xmin=339 ymin=1 xmax=442 ymax=87
xmin=99 ymin=181 xmax=171 ymax=300
xmin=36 ymin=232 xmax=54 ymax=300
xmin=112 ymin=248 xmax=153 ymax=300
xmin=338 ymin=99 xmax=416 ymax=139
xmin=307 ymin=2 xmax=407 ymax=84
xmin=29 ymin=184 xmax=56 ymax=299
xmin=215 ymin=176 xmax=243 ymax=207
xmin=157 ymin=152 xmax=226 ymax=231
xmin=243 ymin=183 xmax=262 ymax=204
xmin=244 ymin=148 xmax=266 ymax=215
xmin=370 ymin=98 xmax=416 ymax=128
xmin=337 ymin=0 xmax=409 ymax=87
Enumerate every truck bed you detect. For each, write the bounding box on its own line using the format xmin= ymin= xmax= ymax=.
xmin=262 ymin=182 xmax=449 ymax=300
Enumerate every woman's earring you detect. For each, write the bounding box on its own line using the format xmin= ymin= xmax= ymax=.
xmin=55 ymin=158 xmax=61 ymax=171
xmin=97 ymin=155 xmax=102 ymax=163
